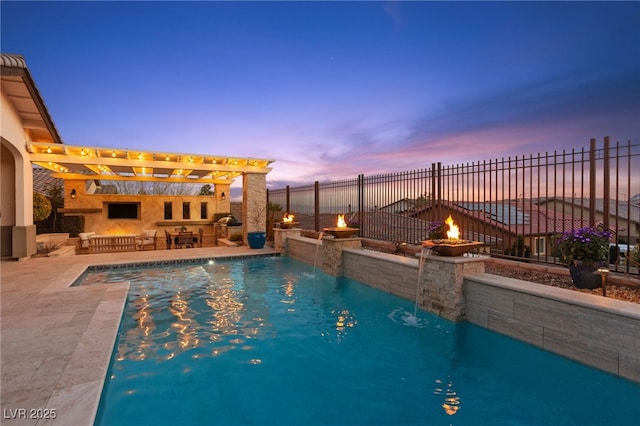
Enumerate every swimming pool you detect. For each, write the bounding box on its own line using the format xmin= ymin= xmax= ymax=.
xmin=87 ymin=256 xmax=640 ymax=425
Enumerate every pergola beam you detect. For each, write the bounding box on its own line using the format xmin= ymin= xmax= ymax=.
xmin=27 ymin=142 xmax=274 ymax=183
xmin=50 ymin=172 xmax=239 ymax=185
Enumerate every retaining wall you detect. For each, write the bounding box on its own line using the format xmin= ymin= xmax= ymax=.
xmin=284 ymin=235 xmax=640 ymax=383
xmin=465 ymin=273 xmax=640 ymax=383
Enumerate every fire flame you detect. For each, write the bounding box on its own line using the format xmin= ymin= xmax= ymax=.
xmin=337 ymin=214 xmax=348 ymax=228
xmin=445 ymin=215 xmax=460 ymax=239
xmin=283 ymin=213 xmax=295 ymax=223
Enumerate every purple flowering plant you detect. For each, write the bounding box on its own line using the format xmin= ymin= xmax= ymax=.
xmin=427 ymin=220 xmax=447 ymax=240
xmin=556 ymin=225 xmax=612 ymax=266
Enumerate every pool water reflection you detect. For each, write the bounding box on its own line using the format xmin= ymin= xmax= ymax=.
xmin=86 ymin=256 xmax=640 ymax=425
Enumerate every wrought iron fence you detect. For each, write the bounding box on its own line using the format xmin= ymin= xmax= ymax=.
xmin=268 ymin=138 xmax=639 ymax=275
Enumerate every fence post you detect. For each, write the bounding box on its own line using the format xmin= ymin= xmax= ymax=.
xmin=286 ymin=185 xmax=290 ymax=214
xmin=358 ymin=174 xmax=364 ymax=234
xmin=437 ymin=162 xmax=442 ymax=219
xmin=314 ymin=181 xmax=320 ymax=232
xmin=431 ymin=163 xmax=437 ymax=221
xmin=589 ymin=138 xmax=597 ymax=226
xmin=603 ymin=136 xmax=610 ymax=233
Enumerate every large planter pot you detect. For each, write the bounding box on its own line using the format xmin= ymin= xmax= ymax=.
xmin=569 ymin=260 xmax=604 ymax=289
xmin=247 ymin=231 xmax=266 ymax=249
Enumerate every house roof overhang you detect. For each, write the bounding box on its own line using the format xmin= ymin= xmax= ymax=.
xmin=1 ymin=54 xmax=63 ymax=144
xmin=27 ymin=142 xmax=273 ymax=184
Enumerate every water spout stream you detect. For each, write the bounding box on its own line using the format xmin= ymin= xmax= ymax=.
xmin=312 ymin=231 xmax=324 ymax=275
xmin=413 ymin=246 xmax=429 ymax=318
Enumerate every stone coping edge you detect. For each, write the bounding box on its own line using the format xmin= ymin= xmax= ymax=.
xmin=468 ymin=272 xmax=640 ymax=320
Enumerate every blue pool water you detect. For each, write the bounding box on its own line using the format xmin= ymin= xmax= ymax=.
xmin=88 ymin=256 xmax=640 ymax=425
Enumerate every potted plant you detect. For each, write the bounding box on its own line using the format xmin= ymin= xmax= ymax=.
xmin=427 ymin=220 xmax=446 ymax=240
xmin=247 ymin=202 xmax=267 ymax=249
xmin=555 ymin=225 xmax=612 ymax=289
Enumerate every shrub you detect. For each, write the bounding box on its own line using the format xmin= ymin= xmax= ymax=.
xmin=555 ymin=225 xmax=612 ymax=266
xmin=507 ymin=235 xmax=531 ymax=258
xmin=33 ymin=192 xmax=52 ymax=222
xmin=61 ymin=215 xmax=85 ymax=237
xmin=629 ymin=244 xmax=639 ymax=266
xmin=427 ymin=220 xmax=446 ymax=239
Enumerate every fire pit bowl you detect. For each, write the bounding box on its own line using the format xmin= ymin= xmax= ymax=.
xmin=279 ymin=221 xmax=299 ymax=229
xmin=422 ymin=239 xmax=485 ymax=256
xmin=324 ymin=227 xmax=359 ymax=239
xmin=279 ymin=213 xmax=298 ymax=229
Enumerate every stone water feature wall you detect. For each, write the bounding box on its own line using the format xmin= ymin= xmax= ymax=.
xmin=281 ymin=233 xmax=640 ymax=383
xmin=282 ymin=232 xmax=483 ymax=321
xmin=275 ymin=229 xmax=362 ymax=276
xmin=420 ymin=255 xmax=484 ymax=321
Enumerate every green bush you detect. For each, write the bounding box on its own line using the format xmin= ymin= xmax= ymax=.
xmin=33 ymin=192 xmax=52 ymax=222
xmin=506 ymin=235 xmax=531 ymax=258
xmin=630 ymin=244 xmax=639 ymax=266
xmin=555 ymin=226 xmax=611 ymax=265
xmin=61 ymin=215 xmax=85 ymax=237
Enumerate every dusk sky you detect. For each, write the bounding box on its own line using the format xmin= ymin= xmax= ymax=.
xmin=2 ymin=1 xmax=639 ymax=189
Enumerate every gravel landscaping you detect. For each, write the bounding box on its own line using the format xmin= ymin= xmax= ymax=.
xmin=485 ymin=262 xmax=640 ymax=304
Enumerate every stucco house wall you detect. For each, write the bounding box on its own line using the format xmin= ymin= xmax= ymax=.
xmin=1 ymin=80 xmax=36 ymax=258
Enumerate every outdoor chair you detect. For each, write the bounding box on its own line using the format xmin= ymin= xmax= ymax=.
xmin=137 ymin=229 xmax=157 ymax=251
xmin=176 ymin=231 xmax=194 ymax=249
xmin=77 ymin=232 xmax=95 ymax=254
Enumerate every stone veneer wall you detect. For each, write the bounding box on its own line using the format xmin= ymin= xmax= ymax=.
xmin=284 ymin=235 xmax=640 ymax=383
xmin=287 ymin=235 xmax=322 ymax=265
xmin=420 ymin=255 xmax=484 ymax=322
xmin=342 ymin=248 xmax=420 ymax=302
xmin=464 ymin=274 xmax=640 ymax=383
xmin=321 ymin=238 xmax=362 ymax=276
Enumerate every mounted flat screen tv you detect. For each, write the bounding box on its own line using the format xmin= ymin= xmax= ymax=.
xmin=107 ymin=202 xmax=140 ymax=219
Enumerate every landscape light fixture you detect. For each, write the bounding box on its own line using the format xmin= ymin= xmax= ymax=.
xmin=597 ymin=267 xmax=610 ymax=297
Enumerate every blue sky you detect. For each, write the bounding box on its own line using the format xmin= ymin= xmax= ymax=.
xmin=2 ymin=1 xmax=639 ymax=189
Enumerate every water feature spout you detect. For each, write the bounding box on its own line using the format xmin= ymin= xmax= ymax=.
xmin=312 ymin=231 xmax=324 ymax=275
xmin=412 ymin=245 xmax=430 ymax=320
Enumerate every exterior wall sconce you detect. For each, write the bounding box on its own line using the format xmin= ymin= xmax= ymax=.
xmin=71 ymin=189 xmax=77 ymax=198
xmin=221 ymin=192 xmax=226 ymax=201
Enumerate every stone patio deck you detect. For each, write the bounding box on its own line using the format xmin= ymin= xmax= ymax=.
xmin=1 ymin=246 xmax=274 ymax=425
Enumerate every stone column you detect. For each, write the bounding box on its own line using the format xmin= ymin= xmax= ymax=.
xmin=321 ymin=237 xmax=361 ymax=276
xmin=273 ymin=227 xmax=301 ymax=255
xmin=242 ymin=173 xmax=267 ymax=234
xmin=418 ymin=255 xmax=485 ymax=322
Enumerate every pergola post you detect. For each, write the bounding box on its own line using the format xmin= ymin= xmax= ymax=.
xmin=243 ymin=173 xmax=267 ymax=236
